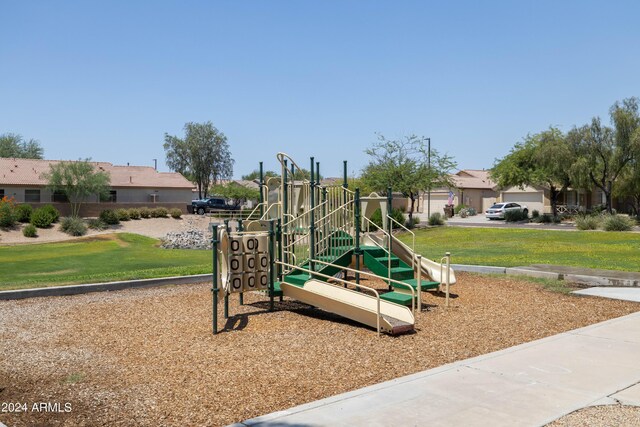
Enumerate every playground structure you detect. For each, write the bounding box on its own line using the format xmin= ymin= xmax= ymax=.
xmin=211 ymin=153 xmax=456 ymax=335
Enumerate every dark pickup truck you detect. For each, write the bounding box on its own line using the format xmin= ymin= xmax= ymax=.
xmin=191 ymin=197 xmax=239 ymax=215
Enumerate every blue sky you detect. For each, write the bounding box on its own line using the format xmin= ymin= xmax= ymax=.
xmin=2 ymin=1 xmax=639 ymax=178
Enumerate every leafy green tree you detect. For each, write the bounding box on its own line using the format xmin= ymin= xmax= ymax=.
xmin=610 ymin=97 xmax=640 ymax=216
xmin=43 ymin=159 xmax=111 ymax=217
xmin=492 ymin=127 xmax=573 ymax=217
xmin=164 ymin=122 xmax=234 ymax=199
xmin=569 ymin=98 xmax=640 ymax=213
xmin=241 ymin=169 xmax=278 ymax=181
xmin=0 ymin=133 xmax=44 ymax=158
xmin=361 ymin=134 xmax=457 ymax=222
xmin=211 ymin=182 xmax=260 ymax=208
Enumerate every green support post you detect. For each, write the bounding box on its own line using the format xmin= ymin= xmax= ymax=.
xmin=211 ymin=224 xmax=219 ymax=334
xmin=259 ymin=161 xmax=264 ymax=217
xmin=309 ymin=157 xmax=316 ymax=275
xmin=355 ymin=188 xmax=361 ymax=285
xmin=269 ymin=219 xmax=275 ymax=312
xmin=387 ymin=186 xmax=393 ymax=290
xmin=274 ymin=218 xmax=284 ymax=281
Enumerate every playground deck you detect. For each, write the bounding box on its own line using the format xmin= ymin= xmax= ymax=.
xmin=1 ymin=272 xmax=638 ymax=427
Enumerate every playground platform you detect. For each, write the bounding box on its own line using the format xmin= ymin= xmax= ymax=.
xmin=233 ymin=299 xmax=640 ymax=427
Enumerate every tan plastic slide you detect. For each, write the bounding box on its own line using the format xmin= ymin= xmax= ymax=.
xmin=363 ymin=233 xmax=457 ymax=285
xmin=280 ymin=279 xmax=414 ymax=335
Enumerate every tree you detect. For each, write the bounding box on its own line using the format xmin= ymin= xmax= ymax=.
xmin=491 ymin=127 xmax=573 ymax=217
xmin=361 ymin=134 xmax=457 ymax=222
xmin=164 ymin=122 xmax=234 ymax=199
xmin=0 ymin=133 xmax=44 ymax=159
xmin=611 ymin=97 xmax=640 ymax=216
xmin=210 ymin=182 xmax=260 ymax=208
xmin=241 ymin=169 xmax=278 ymax=181
xmin=43 ymin=159 xmax=111 ymax=217
xmin=569 ymin=98 xmax=640 ymax=214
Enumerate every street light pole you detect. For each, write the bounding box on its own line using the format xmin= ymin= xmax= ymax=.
xmin=427 ymin=137 xmax=431 ymax=218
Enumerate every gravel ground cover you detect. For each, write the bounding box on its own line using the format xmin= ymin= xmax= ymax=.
xmin=1 ymin=272 xmax=638 ymax=427
xmin=547 ymin=404 xmax=640 ymax=426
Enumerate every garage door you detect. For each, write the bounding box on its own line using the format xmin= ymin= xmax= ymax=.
xmin=502 ymin=192 xmax=544 ymax=214
xmin=422 ymin=194 xmax=450 ymax=216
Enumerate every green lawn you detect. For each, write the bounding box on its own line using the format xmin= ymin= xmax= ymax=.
xmin=398 ymin=227 xmax=640 ymax=272
xmin=0 ymin=233 xmax=212 ymax=291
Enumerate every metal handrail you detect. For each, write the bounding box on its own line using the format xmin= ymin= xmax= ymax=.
xmin=310 ymin=257 xmax=416 ymax=316
xmin=361 ymin=216 xmax=393 ymax=284
xmin=439 ymin=252 xmax=451 ymax=308
xmin=387 ymin=214 xmax=415 ymax=272
xmin=276 ymin=260 xmax=383 ymax=335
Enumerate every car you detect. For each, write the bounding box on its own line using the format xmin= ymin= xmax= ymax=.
xmin=191 ymin=197 xmax=239 ymax=215
xmin=485 ymin=202 xmax=528 ymax=220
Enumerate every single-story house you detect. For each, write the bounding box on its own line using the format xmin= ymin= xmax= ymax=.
xmin=0 ymin=158 xmax=194 ymax=216
xmin=496 ymin=185 xmax=626 ymax=214
xmin=415 ymin=170 xmax=499 ymax=215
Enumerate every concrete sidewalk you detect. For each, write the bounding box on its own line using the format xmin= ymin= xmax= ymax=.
xmin=234 ymin=311 xmax=640 ymax=427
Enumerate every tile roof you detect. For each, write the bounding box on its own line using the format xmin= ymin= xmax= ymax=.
xmin=0 ymin=158 xmax=193 ymax=189
xmin=451 ymin=169 xmax=496 ymax=189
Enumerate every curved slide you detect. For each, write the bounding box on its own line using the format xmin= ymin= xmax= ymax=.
xmin=280 ymin=279 xmax=414 ymax=335
xmin=362 ymin=233 xmax=457 ymax=285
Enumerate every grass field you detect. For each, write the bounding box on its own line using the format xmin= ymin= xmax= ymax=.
xmin=0 ymin=233 xmax=212 ymax=290
xmin=398 ymin=227 xmax=640 ymax=272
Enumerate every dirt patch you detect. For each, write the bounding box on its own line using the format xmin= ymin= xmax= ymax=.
xmin=547 ymin=404 xmax=640 ymax=426
xmin=1 ymin=272 xmax=638 ymax=426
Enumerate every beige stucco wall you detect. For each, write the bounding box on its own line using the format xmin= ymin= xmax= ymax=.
xmin=0 ymin=185 xmax=192 ymax=204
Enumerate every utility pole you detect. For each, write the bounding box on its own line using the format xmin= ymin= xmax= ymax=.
xmin=427 ymin=138 xmax=431 ymax=218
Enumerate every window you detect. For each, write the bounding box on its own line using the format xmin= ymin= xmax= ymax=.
xmin=0 ymin=189 xmax=4 ymax=199
xmin=100 ymin=190 xmax=117 ymax=202
xmin=52 ymin=191 xmax=68 ymax=203
xmin=24 ymin=189 xmax=40 ymax=203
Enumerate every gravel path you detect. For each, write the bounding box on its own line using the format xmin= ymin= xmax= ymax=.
xmin=1 ymin=273 xmax=638 ymax=426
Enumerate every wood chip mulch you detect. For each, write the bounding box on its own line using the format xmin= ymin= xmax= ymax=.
xmin=1 ymin=272 xmax=638 ymax=427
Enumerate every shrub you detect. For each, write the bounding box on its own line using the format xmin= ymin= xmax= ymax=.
xmin=454 ymin=204 xmax=468 ymax=215
xmin=152 ymin=207 xmax=169 ymax=218
xmin=466 ymin=207 xmax=477 ymax=216
xmin=115 ymin=208 xmax=130 ymax=221
xmin=531 ymin=210 xmax=540 ymax=219
xmin=575 ymin=215 xmax=601 ymax=230
xmin=15 ymin=204 xmax=33 ymax=223
xmin=0 ymin=197 xmax=16 ymax=228
xmin=369 ymin=208 xmax=405 ymax=230
xmin=428 ymin=212 xmax=446 ymax=226
xmin=128 ymin=208 xmax=141 ymax=220
xmin=602 ymin=215 xmax=634 ymax=232
xmin=504 ymin=209 xmax=528 ymax=222
xmin=60 ymin=216 xmax=88 ymax=236
xmin=170 ymin=208 xmax=182 ymax=219
xmin=30 ymin=207 xmax=55 ymax=228
xmin=40 ymin=205 xmax=60 ymax=223
xmin=140 ymin=207 xmax=152 ymax=219
xmin=22 ymin=224 xmax=38 ymax=237
xmin=99 ymin=209 xmax=120 ymax=225
xmin=87 ymin=218 xmax=107 ymax=230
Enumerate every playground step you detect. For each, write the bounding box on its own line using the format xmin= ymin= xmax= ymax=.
xmin=361 ymin=246 xmax=386 ymax=257
xmin=285 ymin=273 xmax=310 ymax=287
xmin=389 ymin=267 xmax=414 ymax=281
xmin=399 ymin=278 xmax=441 ymax=292
xmin=374 ymin=256 xmax=400 ymax=268
xmin=379 ymin=291 xmax=416 ymax=306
